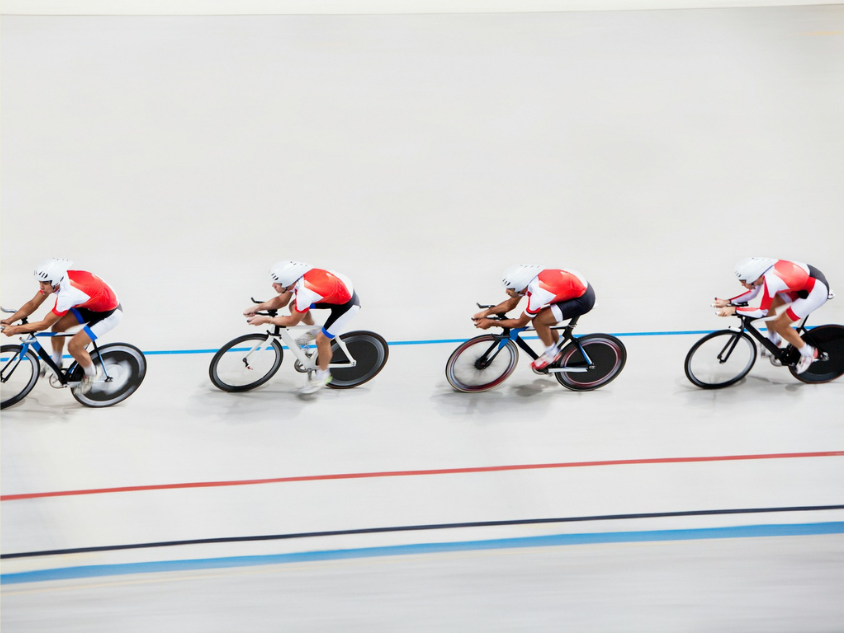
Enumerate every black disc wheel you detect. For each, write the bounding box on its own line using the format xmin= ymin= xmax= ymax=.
xmin=685 ymin=330 xmax=757 ymax=389
xmin=70 ymin=343 xmax=147 ymax=408
xmin=326 ymin=331 xmax=389 ymax=389
xmin=790 ymin=325 xmax=844 ymax=384
xmin=209 ymin=334 xmax=283 ymax=392
xmin=555 ymin=334 xmax=627 ymax=391
xmin=1 ymin=345 xmax=40 ymax=410
xmin=445 ymin=335 xmax=519 ymax=393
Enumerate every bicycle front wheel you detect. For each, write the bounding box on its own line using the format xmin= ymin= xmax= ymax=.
xmin=326 ymin=331 xmax=389 ymax=389
xmin=71 ymin=343 xmax=147 ymax=408
xmin=555 ymin=334 xmax=627 ymax=391
xmin=1 ymin=345 xmax=40 ymax=410
xmin=445 ymin=335 xmax=519 ymax=393
xmin=685 ymin=330 xmax=757 ymax=389
xmin=790 ymin=324 xmax=844 ymax=384
xmin=209 ymin=334 xmax=284 ymax=392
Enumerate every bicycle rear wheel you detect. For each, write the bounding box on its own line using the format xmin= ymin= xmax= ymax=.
xmin=445 ymin=335 xmax=519 ymax=393
xmin=555 ymin=334 xmax=627 ymax=391
xmin=1 ymin=345 xmax=40 ymax=410
xmin=685 ymin=330 xmax=757 ymax=389
xmin=209 ymin=334 xmax=284 ymax=392
xmin=326 ymin=331 xmax=389 ymax=389
xmin=790 ymin=325 xmax=844 ymax=384
xmin=70 ymin=343 xmax=147 ymax=408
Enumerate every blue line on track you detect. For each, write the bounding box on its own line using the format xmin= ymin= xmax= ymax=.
xmin=142 ymin=329 xmax=720 ymax=356
xmin=4 ymin=521 xmax=843 ymax=585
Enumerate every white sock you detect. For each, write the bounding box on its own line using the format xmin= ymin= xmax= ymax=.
xmin=52 ymin=352 xmax=63 ymax=367
xmin=767 ymin=331 xmax=782 ymax=348
xmin=83 ymin=363 xmax=96 ymax=377
xmin=544 ymin=344 xmax=558 ymax=356
xmin=315 ymin=369 xmax=330 ymax=380
xmin=799 ymin=344 xmax=814 ymax=358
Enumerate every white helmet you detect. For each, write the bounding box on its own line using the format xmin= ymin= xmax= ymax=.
xmin=502 ymin=264 xmax=542 ymax=292
xmin=34 ymin=258 xmax=73 ymax=286
xmin=734 ymin=257 xmax=776 ymax=283
xmin=269 ymin=261 xmax=313 ymax=288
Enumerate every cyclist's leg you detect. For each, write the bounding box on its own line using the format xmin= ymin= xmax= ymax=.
xmin=549 ymin=285 xmax=596 ymax=332
xmin=68 ymin=307 xmax=123 ymax=376
xmin=532 ymin=308 xmax=559 ymax=348
xmin=535 ymin=285 xmax=596 ymax=367
xmin=288 ymin=297 xmax=315 ymax=326
xmin=316 ymin=294 xmax=361 ymax=371
xmin=782 ymin=282 xmax=829 ymax=356
xmin=49 ymin=312 xmax=80 ymax=365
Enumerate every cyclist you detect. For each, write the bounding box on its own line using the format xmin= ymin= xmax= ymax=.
xmin=244 ymin=261 xmax=360 ymax=394
xmin=1 ymin=259 xmax=122 ymax=394
xmin=472 ymin=264 xmax=596 ymax=371
xmin=714 ymin=257 xmax=831 ymax=374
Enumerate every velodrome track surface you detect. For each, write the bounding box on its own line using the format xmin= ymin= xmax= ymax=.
xmin=2 ymin=4 xmax=844 ymax=630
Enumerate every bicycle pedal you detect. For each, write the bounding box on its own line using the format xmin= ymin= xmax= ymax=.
xmin=48 ymin=374 xmax=66 ymax=389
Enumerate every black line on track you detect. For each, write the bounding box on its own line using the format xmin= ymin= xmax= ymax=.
xmin=4 ymin=504 xmax=843 ymax=559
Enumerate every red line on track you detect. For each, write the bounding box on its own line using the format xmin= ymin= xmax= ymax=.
xmin=3 ymin=451 xmax=843 ymax=502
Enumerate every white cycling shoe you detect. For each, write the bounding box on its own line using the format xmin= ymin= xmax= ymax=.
xmin=531 ymin=348 xmax=562 ymax=372
xmin=795 ymin=346 xmax=818 ymax=374
xmin=300 ymin=373 xmax=333 ymax=395
xmin=73 ymin=369 xmax=101 ymax=396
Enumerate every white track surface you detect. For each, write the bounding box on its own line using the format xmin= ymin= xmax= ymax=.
xmin=2 ymin=5 xmax=844 ymax=630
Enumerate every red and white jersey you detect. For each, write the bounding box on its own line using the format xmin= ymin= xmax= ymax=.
xmin=291 ymin=269 xmax=354 ymax=314
xmin=524 ymin=269 xmax=589 ymax=318
xmin=730 ymin=260 xmax=817 ymax=318
xmin=50 ymin=270 xmax=119 ymax=317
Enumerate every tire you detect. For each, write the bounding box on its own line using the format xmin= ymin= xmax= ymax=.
xmin=326 ymin=331 xmax=389 ymax=389
xmin=1 ymin=345 xmax=41 ymax=410
xmin=445 ymin=335 xmax=519 ymax=393
xmin=685 ymin=330 xmax=757 ymax=389
xmin=209 ymin=334 xmax=284 ymax=392
xmin=70 ymin=343 xmax=147 ymax=408
xmin=790 ymin=325 xmax=844 ymax=384
xmin=555 ymin=334 xmax=627 ymax=391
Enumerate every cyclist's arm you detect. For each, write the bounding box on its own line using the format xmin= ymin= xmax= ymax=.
xmin=474 ymin=296 xmax=520 ymax=319
xmin=493 ymin=312 xmax=531 ymax=329
xmin=244 ymin=292 xmax=291 ymax=316
xmin=475 ymin=311 xmax=531 ymax=330
xmin=3 ymin=310 xmax=60 ymax=335
xmin=1 ymin=291 xmax=48 ymax=326
xmin=267 ymin=309 xmax=308 ymax=328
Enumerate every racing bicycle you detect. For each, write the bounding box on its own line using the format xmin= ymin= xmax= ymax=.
xmin=684 ymin=300 xmax=844 ymax=389
xmin=209 ymin=300 xmax=389 ymax=392
xmin=1 ymin=307 xmax=147 ymax=409
xmin=445 ymin=305 xmax=627 ymax=393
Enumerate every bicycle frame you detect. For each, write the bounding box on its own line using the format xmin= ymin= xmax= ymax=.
xmin=1 ymin=307 xmax=114 ymax=387
xmin=480 ymin=315 xmax=593 ymax=373
xmin=243 ymin=323 xmax=358 ymax=372
xmin=724 ymin=309 xmax=827 ymax=365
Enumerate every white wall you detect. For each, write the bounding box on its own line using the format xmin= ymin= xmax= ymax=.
xmin=2 ymin=6 xmax=843 ymax=353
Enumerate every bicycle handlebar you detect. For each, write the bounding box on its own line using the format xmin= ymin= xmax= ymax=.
xmin=249 ymin=298 xmax=278 ymax=318
xmin=0 ymin=306 xmax=28 ymax=326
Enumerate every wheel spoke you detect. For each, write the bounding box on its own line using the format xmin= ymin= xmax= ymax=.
xmin=686 ymin=331 xmax=756 ymax=389
xmin=446 ymin=336 xmax=518 ymax=392
xmin=1 ymin=346 xmax=39 ymax=409
xmin=209 ymin=335 xmax=283 ymax=392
